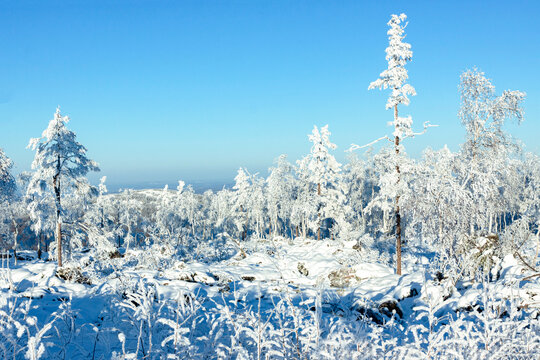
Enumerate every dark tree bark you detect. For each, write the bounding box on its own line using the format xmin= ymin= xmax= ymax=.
xmin=53 ymin=155 xmax=62 ymax=268
xmin=37 ymin=232 xmax=43 ymax=259
xmin=317 ymin=182 xmax=321 ymax=241
xmin=394 ymin=104 xmax=402 ymax=276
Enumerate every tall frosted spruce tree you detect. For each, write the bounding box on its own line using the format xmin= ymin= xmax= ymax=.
xmin=367 ymin=14 xmax=417 ymax=275
xmin=27 ymin=107 xmax=99 ymax=267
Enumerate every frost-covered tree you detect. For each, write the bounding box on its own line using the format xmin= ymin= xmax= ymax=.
xmin=80 ymin=176 xmax=118 ymax=256
xmin=25 ymin=170 xmax=55 ymax=258
xmin=249 ymin=175 xmax=266 ymax=238
xmin=306 ymin=125 xmax=340 ymax=195
xmin=515 ymin=153 xmax=540 ymax=268
xmin=365 ymin=13 xmax=417 ymax=275
xmin=291 ymin=161 xmax=317 ymax=239
xmin=266 ymin=155 xmax=295 ymax=238
xmin=200 ymin=189 xmax=215 ymax=240
xmin=211 ymin=187 xmax=234 ymax=236
xmin=298 ymin=125 xmax=343 ymax=240
xmin=458 ymin=69 xmax=525 ymax=234
xmin=459 ymin=69 xmax=525 ymax=161
xmin=232 ymin=168 xmax=252 ymax=241
xmin=118 ymin=189 xmax=143 ymax=252
xmin=27 ymin=107 xmax=100 ymax=267
xmin=0 ymin=148 xmax=17 ymax=252
xmin=0 ymin=199 xmax=25 ymax=260
xmin=363 ymin=147 xmax=414 ymax=239
xmin=409 ymin=146 xmax=467 ymax=258
xmin=96 ymin=176 xmax=109 ymax=229
xmin=177 ymin=184 xmax=199 ymax=239
xmin=454 ymin=69 xmax=526 ymax=272
xmin=342 ymin=153 xmax=379 ymax=236
xmin=368 ymin=14 xmax=416 ymax=111
xmin=62 ymin=178 xmax=99 ymax=250
xmin=153 ymin=184 xmax=180 ymax=244
xmin=0 ymin=148 xmax=16 ymax=201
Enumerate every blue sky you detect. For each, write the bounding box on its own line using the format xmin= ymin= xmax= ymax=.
xmin=1 ymin=0 xmax=538 ymax=189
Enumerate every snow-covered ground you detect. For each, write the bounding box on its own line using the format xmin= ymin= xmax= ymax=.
xmin=1 ymin=237 xmax=539 ymax=359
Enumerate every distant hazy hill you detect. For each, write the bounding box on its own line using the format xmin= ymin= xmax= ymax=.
xmin=106 ymin=181 xmax=234 ymax=194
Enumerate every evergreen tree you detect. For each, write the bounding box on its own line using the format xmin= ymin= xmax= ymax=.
xmin=368 ymin=13 xmax=416 ymax=275
xmin=299 ymin=125 xmax=343 ymax=240
xmin=27 ymin=107 xmax=100 ymax=267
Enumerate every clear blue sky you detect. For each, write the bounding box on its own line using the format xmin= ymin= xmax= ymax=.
xmin=1 ymin=0 xmax=538 ymax=189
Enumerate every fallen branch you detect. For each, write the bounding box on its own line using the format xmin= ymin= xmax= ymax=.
xmin=514 ymin=250 xmax=538 ymax=272
xmin=522 ymin=273 xmax=540 ymax=282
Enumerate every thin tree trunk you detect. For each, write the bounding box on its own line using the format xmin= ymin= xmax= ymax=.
xmin=12 ymin=219 xmax=18 ymax=265
xmin=53 ymin=155 xmax=63 ymax=267
xmin=394 ymin=104 xmax=402 ymax=276
xmin=244 ymin=215 xmax=248 ymax=241
xmin=56 ymin=221 xmax=62 ymax=267
xmin=37 ymin=232 xmax=42 ymax=260
xmin=240 ymin=205 xmax=247 ymax=241
xmin=191 ymin=210 xmax=196 ymax=238
xmin=317 ymin=182 xmax=321 ymax=241
xmin=100 ymin=207 xmax=104 ymax=229
xmin=126 ymin=222 xmax=131 ymax=253
xmin=534 ymin=227 xmax=540 ymax=269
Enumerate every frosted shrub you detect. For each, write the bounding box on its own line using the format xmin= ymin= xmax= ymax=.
xmin=0 ymin=295 xmax=60 ymax=360
xmin=116 ymin=279 xmax=160 ymax=359
xmin=458 ymin=233 xmax=501 ymax=278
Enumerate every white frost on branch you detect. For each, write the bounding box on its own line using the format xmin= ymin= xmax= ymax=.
xmin=368 ymin=13 xmax=416 ymax=109
xmin=305 ymin=125 xmax=341 ymax=187
xmin=27 ymin=107 xmax=100 ymax=198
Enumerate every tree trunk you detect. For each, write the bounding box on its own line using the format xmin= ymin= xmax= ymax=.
xmin=100 ymin=207 xmax=104 ymax=229
xmin=37 ymin=232 xmax=43 ymax=260
xmin=240 ymin=204 xmax=247 ymax=241
xmin=12 ymin=219 xmax=18 ymax=265
xmin=127 ymin=223 xmax=131 ymax=253
xmin=317 ymin=182 xmax=321 ymax=241
xmin=394 ymin=104 xmax=402 ymax=276
xmin=244 ymin=216 xmax=248 ymax=241
xmin=56 ymin=221 xmax=62 ymax=267
xmin=53 ymin=155 xmax=63 ymax=267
